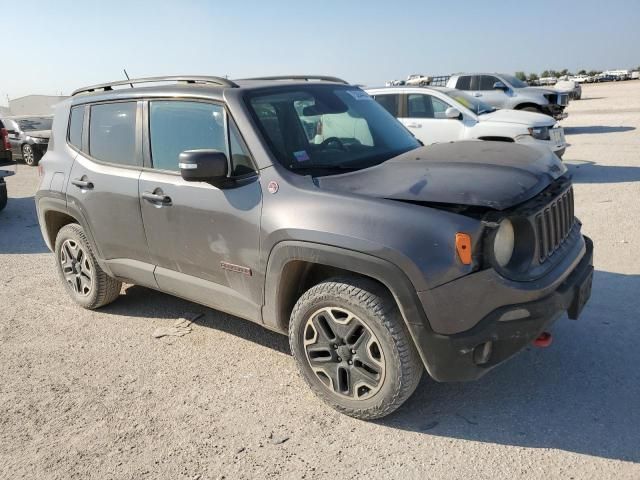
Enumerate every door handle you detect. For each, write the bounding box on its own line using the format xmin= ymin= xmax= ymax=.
xmin=71 ymin=178 xmax=94 ymax=189
xmin=473 ymin=93 xmax=482 ymax=97
xmin=406 ymin=123 xmax=422 ymax=128
xmin=142 ymin=191 xmax=172 ymax=205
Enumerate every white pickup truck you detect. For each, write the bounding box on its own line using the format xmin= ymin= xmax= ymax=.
xmin=366 ymin=86 xmax=566 ymax=157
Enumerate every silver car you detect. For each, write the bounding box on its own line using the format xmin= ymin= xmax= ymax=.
xmin=446 ymin=73 xmax=569 ymax=120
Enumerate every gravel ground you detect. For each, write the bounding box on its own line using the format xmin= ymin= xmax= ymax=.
xmin=1 ymin=81 xmax=639 ymax=479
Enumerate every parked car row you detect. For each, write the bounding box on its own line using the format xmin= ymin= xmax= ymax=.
xmin=33 ymin=74 xmax=593 ymax=420
xmin=367 ymin=85 xmax=566 ymax=157
xmin=0 ymin=115 xmax=52 ymax=167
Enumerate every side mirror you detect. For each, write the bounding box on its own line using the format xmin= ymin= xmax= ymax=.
xmin=493 ymin=81 xmax=508 ymax=91
xmin=445 ymin=107 xmax=462 ymax=119
xmin=179 ymin=149 xmax=228 ymax=183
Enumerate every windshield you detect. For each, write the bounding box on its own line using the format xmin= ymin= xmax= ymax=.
xmin=17 ymin=117 xmax=53 ymax=131
xmin=247 ymin=86 xmax=420 ymax=175
xmin=500 ymin=74 xmax=529 ymax=88
xmin=443 ymin=91 xmax=495 ymax=115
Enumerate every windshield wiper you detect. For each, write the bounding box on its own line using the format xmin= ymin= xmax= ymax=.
xmin=289 ymin=164 xmax=360 ymax=174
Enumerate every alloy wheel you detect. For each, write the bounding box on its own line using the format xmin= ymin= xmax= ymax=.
xmin=303 ymin=307 xmax=385 ymax=399
xmin=23 ymin=145 xmax=35 ymax=166
xmin=60 ymin=239 xmax=93 ymax=296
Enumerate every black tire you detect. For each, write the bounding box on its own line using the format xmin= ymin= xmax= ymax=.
xmin=520 ymin=106 xmax=542 ymax=113
xmin=54 ymin=223 xmax=122 ymax=309
xmin=0 ymin=180 xmax=7 ymax=212
xmin=289 ymin=276 xmax=423 ymax=419
xmin=22 ymin=143 xmax=40 ymax=167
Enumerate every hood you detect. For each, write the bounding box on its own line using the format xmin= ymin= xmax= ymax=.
xmin=478 ymin=108 xmax=556 ymax=127
xmin=25 ymin=130 xmax=51 ymax=139
xmin=316 ymin=142 xmax=567 ymax=211
xmin=524 ymin=86 xmax=557 ymax=95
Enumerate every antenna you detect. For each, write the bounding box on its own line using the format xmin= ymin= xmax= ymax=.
xmin=123 ymin=69 xmax=134 ymax=88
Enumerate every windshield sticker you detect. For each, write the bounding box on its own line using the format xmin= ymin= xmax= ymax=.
xmin=293 ymin=150 xmax=310 ymax=162
xmin=346 ymin=90 xmax=373 ymax=101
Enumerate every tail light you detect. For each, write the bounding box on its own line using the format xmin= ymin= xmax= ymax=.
xmin=1 ymin=128 xmax=10 ymax=151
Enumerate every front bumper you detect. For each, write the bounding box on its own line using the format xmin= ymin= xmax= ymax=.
xmin=415 ymin=235 xmax=593 ymax=382
xmin=541 ymin=104 xmax=568 ymax=120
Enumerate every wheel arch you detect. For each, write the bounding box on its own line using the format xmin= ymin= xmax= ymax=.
xmin=514 ymin=102 xmax=542 ymax=112
xmin=36 ymin=194 xmax=110 ymax=274
xmin=262 ymin=241 xmax=435 ymax=371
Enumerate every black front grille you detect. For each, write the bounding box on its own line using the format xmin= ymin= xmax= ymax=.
xmin=535 ymin=187 xmax=575 ymax=262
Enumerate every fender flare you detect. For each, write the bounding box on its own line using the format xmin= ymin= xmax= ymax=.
xmin=262 ymin=240 xmax=440 ymax=375
xmin=35 ymin=192 xmax=113 ymax=276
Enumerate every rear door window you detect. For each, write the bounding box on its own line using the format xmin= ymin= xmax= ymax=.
xmin=407 ymin=94 xmax=434 ymax=118
xmin=455 ymin=76 xmax=472 ymax=90
xmin=372 ymin=94 xmax=400 ymax=116
xmin=89 ymin=102 xmax=138 ymax=166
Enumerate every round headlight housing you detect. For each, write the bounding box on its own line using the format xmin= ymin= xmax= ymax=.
xmin=493 ymin=219 xmax=515 ymax=267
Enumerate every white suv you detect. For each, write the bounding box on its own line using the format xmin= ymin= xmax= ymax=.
xmin=367 ymin=86 xmax=566 ymax=157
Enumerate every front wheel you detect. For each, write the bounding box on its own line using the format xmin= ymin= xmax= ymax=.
xmin=54 ymin=224 xmax=122 ymax=309
xmin=22 ymin=144 xmax=40 ymax=167
xmin=520 ymin=106 xmax=542 ymax=113
xmin=289 ymin=277 xmax=423 ymax=419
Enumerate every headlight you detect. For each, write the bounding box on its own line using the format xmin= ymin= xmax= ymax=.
xmin=493 ymin=219 xmax=515 ymax=267
xmin=32 ymin=137 xmax=48 ymax=143
xmin=528 ymin=126 xmax=550 ymax=140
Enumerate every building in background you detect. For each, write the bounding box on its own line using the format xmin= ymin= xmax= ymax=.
xmin=6 ymin=95 xmax=68 ymax=116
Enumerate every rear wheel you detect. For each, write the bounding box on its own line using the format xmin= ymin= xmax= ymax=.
xmin=22 ymin=144 xmax=40 ymax=167
xmin=289 ymin=276 xmax=423 ymax=419
xmin=520 ymin=106 xmax=542 ymax=113
xmin=54 ymin=224 xmax=122 ymax=309
xmin=0 ymin=180 xmax=7 ymax=212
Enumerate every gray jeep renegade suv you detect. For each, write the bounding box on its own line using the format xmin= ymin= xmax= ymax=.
xmin=36 ymin=75 xmax=593 ymax=419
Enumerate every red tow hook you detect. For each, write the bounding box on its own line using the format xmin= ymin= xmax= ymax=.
xmin=533 ymin=331 xmax=553 ymax=348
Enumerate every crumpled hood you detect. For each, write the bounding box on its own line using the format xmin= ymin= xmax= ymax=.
xmin=478 ymin=108 xmax=556 ymax=127
xmin=25 ymin=129 xmax=51 ymax=140
xmin=316 ymin=141 xmax=567 ymax=210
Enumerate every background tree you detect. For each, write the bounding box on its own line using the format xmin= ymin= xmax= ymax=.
xmin=515 ymin=71 xmax=527 ymax=81
xmin=527 ymin=73 xmax=539 ymax=83
xmin=541 ymin=70 xmax=551 ymax=78
xmin=588 ymin=70 xmax=600 ymax=77
xmin=578 ymin=69 xmax=587 ymax=75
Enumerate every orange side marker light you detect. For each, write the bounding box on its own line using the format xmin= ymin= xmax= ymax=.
xmin=455 ymin=233 xmax=472 ymax=265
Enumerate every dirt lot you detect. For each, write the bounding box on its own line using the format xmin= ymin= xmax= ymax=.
xmin=1 ymin=81 xmax=639 ymax=479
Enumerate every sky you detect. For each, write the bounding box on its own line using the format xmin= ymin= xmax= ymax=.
xmin=1 ymin=0 xmax=639 ymax=105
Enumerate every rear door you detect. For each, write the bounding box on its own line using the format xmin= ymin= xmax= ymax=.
xmin=398 ymin=93 xmax=464 ymax=144
xmin=4 ymin=119 xmax=22 ymax=156
xmin=66 ymin=100 xmax=155 ymax=286
xmin=138 ymin=99 xmax=263 ymax=321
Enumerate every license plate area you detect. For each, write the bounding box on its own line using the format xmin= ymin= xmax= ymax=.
xmin=568 ymin=266 xmax=593 ymax=319
xmin=550 ymin=128 xmax=564 ymax=145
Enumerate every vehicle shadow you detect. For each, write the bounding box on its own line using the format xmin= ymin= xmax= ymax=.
xmin=566 ymin=160 xmax=640 ymax=183
xmin=103 ymin=284 xmax=290 ymax=354
xmin=0 ymin=196 xmax=48 ymax=254
xmin=564 ymin=126 xmax=635 ymax=135
xmin=107 ymin=270 xmax=639 ymax=462
xmin=380 ymin=270 xmax=640 ymax=463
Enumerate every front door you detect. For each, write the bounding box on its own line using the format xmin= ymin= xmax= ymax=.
xmin=400 ymin=93 xmax=465 ymax=145
xmin=139 ymin=99 xmax=262 ymax=321
xmin=474 ymin=75 xmax=510 ymax=108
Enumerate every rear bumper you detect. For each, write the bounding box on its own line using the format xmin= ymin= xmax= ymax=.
xmin=416 ymin=235 xmax=593 ymax=382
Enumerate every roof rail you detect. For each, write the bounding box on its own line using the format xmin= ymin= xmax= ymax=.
xmin=239 ymin=75 xmax=349 ymax=85
xmin=71 ymin=76 xmax=238 ymax=96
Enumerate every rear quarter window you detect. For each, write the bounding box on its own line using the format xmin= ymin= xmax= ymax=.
xmin=68 ymin=106 xmax=85 ymax=150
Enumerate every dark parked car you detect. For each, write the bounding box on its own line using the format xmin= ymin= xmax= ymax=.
xmin=36 ymin=76 xmax=593 ymax=419
xmin=0 ymin=118 xmax=16 ymax=211
xmin=1 ymin=115 xmax=52 ymax=166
